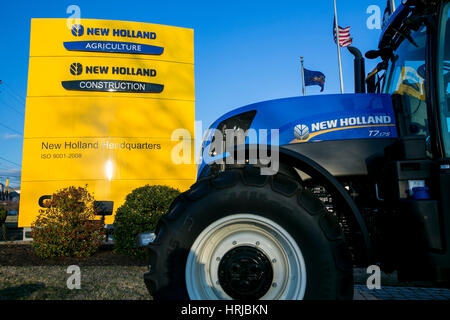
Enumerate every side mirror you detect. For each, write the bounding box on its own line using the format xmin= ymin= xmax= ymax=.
xmin=365 ymin=47 xmax=392 ymax=60
xmin=365 ymin=50 xmax=381 ymax=59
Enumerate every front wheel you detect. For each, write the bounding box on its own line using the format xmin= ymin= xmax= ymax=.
xmin=145 ymin=167 xmax=353 ymax=300
xmin=186 ymin=213 xmax=307 ymax=299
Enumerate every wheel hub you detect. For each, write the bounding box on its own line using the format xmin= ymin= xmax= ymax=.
xmin=218 ymin=246 xmax=273 ymax=300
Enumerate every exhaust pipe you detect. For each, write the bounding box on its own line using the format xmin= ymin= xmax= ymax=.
xmin=347 ymin=46 xmax=366 ymax=93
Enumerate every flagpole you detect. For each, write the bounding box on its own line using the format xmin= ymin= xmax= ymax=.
xmin=300 ymin=56 xmax=306 ymax=96
xmin=333 ymin=0 xmax=344 ymax=94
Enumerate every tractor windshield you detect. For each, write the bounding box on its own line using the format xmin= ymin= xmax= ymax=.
xmin=383 ymin=22 xmax=429 ymax=142
xmin=438 ymin=2 xmax=450 ymax=158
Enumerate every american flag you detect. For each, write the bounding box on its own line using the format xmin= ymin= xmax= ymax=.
xmin=333 ymin=18 xmax=352 ymax=47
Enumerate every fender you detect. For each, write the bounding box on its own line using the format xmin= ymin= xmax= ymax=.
xmin=278 ymin=146 xmax=372 ymax=265
xmin=199 ymin=144 xmax=373 ymax=265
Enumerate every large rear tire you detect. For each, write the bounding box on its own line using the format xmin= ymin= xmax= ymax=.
xmin=144 ymin=167 xmax=353 ymax=300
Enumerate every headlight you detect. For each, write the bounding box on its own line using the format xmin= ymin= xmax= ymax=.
xmin=204 ymin=110 xmax=257 ymax=157
xmin=215 ymin=110 xmax=257 ymax=135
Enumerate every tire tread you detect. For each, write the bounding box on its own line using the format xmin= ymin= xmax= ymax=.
xmin=145 ymin=167 xmax=353 ymax=300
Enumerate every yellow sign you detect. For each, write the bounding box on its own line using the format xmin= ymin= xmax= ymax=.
xmin=19 ymin=18 xmax=195 ymax=227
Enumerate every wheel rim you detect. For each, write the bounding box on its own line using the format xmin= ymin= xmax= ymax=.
xmin=185 ymin=214 xmax=307 ymax=300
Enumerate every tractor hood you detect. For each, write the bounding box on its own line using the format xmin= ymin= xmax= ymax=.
xmin=199 ymin=93 xmax=397 ymax=176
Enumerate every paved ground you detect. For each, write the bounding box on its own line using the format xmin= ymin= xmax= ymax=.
xmin=354 ymin=285 xmax=450 ymax=300
xmin=353 ymin=267 xmax=450 ymax=300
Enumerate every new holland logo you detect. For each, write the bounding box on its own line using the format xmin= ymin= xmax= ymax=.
xmin=71 ymin=24 xmax=84 ymax=37
xmin=63 ymin=62 xmax=163 ymax=93
xmin=70 ymin=63 xmax=83 ymax=76
xmin=65 ymin=24 xmax=164 ymax=55
xmin=294 ymin=124 xmax=309 ymax=141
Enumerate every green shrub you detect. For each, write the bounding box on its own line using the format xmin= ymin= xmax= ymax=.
xmin=31 ymin=186 xmax=105 ymax=258
xmin=113 ymin=185 xmax=180 ymax=258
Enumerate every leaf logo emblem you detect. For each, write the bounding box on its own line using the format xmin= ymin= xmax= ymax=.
xmin=71 ymin=24 xmax=84 ymax=37
xmin=70 ymin=63 xmax=83 ymax=76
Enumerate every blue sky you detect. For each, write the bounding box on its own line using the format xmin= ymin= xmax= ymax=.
xmin=0 ymin=0 xmax=387 ymax=188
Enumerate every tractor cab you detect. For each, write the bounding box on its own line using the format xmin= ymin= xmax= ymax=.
xmin=367 ymin=0 xmax=450 ymax=161
xmin=364 ymin=0 xmax=450 ymax=282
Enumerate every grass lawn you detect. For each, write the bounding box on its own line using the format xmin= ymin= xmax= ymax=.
xmin=0 ymin=266 xmax=150 ymax=300
xmin=0 ymin=242 xmax=152 ymax=300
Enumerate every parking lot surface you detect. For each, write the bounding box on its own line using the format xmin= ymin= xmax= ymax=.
xmin=354 ymin=285 xmax=450 ymax=300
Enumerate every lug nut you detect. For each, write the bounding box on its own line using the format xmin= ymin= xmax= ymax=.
xmin=232 ymin=241 xmax=237 ymax=245
xmin=255 ymin=241 xmax=260 ymax=246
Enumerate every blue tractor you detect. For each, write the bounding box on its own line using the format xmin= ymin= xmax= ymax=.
xmin=144 ymin=0 xmax=450 ymax=299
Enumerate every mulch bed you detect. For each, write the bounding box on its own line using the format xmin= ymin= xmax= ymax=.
xmin=0 ymin=242 xmax=147 ymax=267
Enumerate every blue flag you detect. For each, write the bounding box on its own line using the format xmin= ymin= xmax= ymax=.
xmin=304 ymin=68 xmax=326 ymax=92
